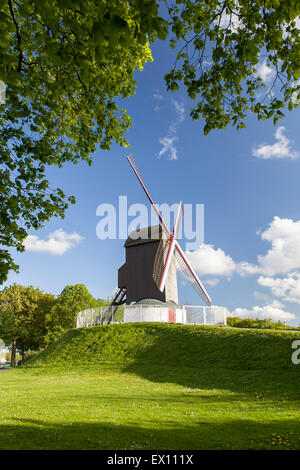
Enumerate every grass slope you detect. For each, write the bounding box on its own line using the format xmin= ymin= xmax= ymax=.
xmin=1 ymin=323 xmax=300 ymax=450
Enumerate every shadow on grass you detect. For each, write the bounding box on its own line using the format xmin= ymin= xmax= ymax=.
xmin=1 ymin=416 xmax=300 ymax=450
xmin=119 ymin=326 xmax=300 ymax=399
xmin=122 ymin=363 xmax=300 ymax=401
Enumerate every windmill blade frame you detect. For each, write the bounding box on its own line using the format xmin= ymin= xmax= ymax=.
xmin=127 ymin=153 xmax=211 ymax=307
xmin=158 ymin=201 xmax=183 ymax=292
xmin=175 ymin=241 xmax=211 ymax=306
xmin=153 ymin=237 xmax=170 ymax=289
xmin=127 ymin=154 xmax=170 ymax=237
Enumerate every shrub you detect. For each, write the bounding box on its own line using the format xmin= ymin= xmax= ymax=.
xmin=226 ymin=317 xmax=295 ymax=330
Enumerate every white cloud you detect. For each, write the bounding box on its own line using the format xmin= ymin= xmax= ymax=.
xmin=235 ymin=216 xmax=300 ymax=306
xmin=171 ymin=99 xmax=185 ymax=122
xmin=292 ymin=79 xmax=300 ymax=105
xmin=253 ymin=290 xmax=271 ymax=302
xmin=230 ymin=300 xmax=296 ymax=322
xmin=153 ymin=91 xmax=163 ymax=111
xmin=186 ymin=244 xmax=236 ymax=277
xmin=255 ymin=60 xmax=276 ymax=84
xmin=218 ymin=13 xmax=241 ymax=30
xmin=282 ymin=16 xmax=300 ymax=39
xmin=257 ymin=217 xmax=300 ymax=276
xmin=237 ymin=217 xmax=300 ymax=278
xmin=237 ymin=261 xmax=260 ymax=277
xmin=252 ymin=126 xmax=299 ymax=160
xmin=157 ymin=98 xmax=185 ymax=160
xmin=258 ymin=272 xmax=300 ymax=304
xmin=158 ymin=135 xmax=179 ymax=161
xmin=23 ymin=229 xmax=84 ymax=255
xmin=215 ymin=3 xmax=243 ymax=31
xmin=183 ymin=216 xmax=300 ymax=292
xmin=205 ymin=278 xmax=220 ymax=286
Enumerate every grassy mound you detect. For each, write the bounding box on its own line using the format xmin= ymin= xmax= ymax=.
xmin=25 ymin=323 xmax=300 ymax=372
xmin=2 ymin=324 xmax=300 ymax=450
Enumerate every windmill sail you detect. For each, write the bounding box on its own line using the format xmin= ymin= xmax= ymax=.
xmin=174 ymin=249 xmax=211 ymax=306
xmin=153 ymin=239 xmax=211 ymax=306
xmin=127 ymin=154 xmax=170 ymax=236
xmin=157 ymin=201 xmax=182 ymax=292
xmin=127 ymin=153 xmax=211 ymax=307
xmin=153 ymin=237 xmax=169 ymax=289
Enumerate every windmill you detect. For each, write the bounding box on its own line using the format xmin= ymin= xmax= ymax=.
xmin=94 ymin=154 xmax=212 ymax=326
xmin=118 ymin=154 xmax=211 ymax=308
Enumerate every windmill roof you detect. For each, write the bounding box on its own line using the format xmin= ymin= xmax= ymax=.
xmin=124 ymin=225 xmax=166 ymax=248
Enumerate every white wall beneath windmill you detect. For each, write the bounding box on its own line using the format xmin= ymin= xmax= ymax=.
xmin=175 ymin=308 xmax=186 ymax=324
xmin=76 ymin=305 xmax=227 ymax=327
xmin=123 ymin=305 xmax=185 ymax=324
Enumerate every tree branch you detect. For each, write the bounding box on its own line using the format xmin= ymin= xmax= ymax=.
xmin=8 ymin=0 xmax=23 ymax=73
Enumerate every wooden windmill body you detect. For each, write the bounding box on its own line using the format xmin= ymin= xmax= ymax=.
xmin=118 ymin=225 xmax=178 ymax=305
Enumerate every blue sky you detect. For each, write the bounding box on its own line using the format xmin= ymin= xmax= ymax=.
xmin=4 ymin=38 xmax=300 ymax=325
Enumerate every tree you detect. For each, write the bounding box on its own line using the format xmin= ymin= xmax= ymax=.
xmin=96 ymin=297 xmax=111 ymax=308
xmin=0 ymin=310 xmax=25 ymax=366
xmin=0 ymin=0 xmax=165 ymax=283
xmin=45 ymin=284 xmax=97 ymax=343
xmin=15 ymin=289 xmax=56 ymax=356
xmin=0 ymin=283 xmax=55 ymax=362
xmin=0 ymin=284 xmax=24 ymax=364
xmin=0 ymin=1 xmax=299 ymax=281
xmin=164 ymin=0 xmax=300 ymax=134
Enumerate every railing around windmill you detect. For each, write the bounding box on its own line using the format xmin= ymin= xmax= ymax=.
xmin=76 ymin=305 xmax=227 ymax=328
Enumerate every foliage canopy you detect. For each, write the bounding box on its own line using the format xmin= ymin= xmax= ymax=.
xmin=0 ymin=283 xmax=55 ymax=349
xmin=0 ymin=0 xmax=158 ymax=282
xmin=164 ymin=0 xmax=300 ymax=133
xmin=45 ymin=283 xmax=99 ymax=343
xmin=0 ymin=0 xmax=299 ymax=281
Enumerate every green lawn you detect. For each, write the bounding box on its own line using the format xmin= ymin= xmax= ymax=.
xmin=1 ymin=323 xmax=300 ymax=450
